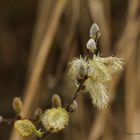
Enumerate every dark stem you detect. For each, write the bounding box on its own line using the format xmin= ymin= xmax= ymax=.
xmin=0 ymin=115 xmax=38 ymax=125
xmin=66 ymin=76 xmax=87 ymax=112
xmin=38 ymin=132 xmax=50 ymax=140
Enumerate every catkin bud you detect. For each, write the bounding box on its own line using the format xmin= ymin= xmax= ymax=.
xmin=90 ymin=23 xmax=99 ymax=39
xmin=68 ymin=57 xmax=87 ymax=86
xmin=51 ymin=94 xmax=62 ymax=108
xmin=33 ymin=108 xmax=43 ymax=121
xmin=75 ymin=61 xmax=87 ymax=81
xmin=90 ymin=23 xmax=99 ymax=38
xmin=86 ymin=39 xmax=97 ymax=53
xmin=0 ymin=116 xmax=3 ymax=123
xmin=69 ymin=101 xmax=78 ymax=113
xmin=12 ymin=97 xmax=23 ymax=114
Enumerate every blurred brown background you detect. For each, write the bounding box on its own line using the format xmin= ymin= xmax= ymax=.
xmin=0 ymin=0 xmax=140 ymax=140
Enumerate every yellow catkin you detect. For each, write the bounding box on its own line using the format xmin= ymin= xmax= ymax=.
xmin=14 ymin=119 xmax=36 ymax=136
xmin=14 ymin=119 xmax=43 ymax=137
xmin=41 ymin=107 xmax=69 ymax=133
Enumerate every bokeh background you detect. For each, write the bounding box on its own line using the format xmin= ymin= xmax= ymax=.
xmin=0 ymin=0 xmax=140 ymax=140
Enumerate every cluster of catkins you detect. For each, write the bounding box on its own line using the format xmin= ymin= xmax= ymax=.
xmin=13 ymin=95 xmax=69 ymax=137
xmin=13 ymin=23 xmax=123 ymax=138
xmin=68 ymin=23 xmax=123 ymax=109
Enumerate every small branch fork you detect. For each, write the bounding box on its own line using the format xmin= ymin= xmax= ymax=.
xmin=0 ymin=115 xmax=37 ymax=125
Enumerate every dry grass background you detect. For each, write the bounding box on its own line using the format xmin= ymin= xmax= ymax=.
xmin=0 ymin=0 xmax=140 ymax=140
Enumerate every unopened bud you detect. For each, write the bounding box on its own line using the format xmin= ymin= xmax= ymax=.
xmin=52 ymin=94 xmax=62 ymax=108
xmin=76 ymin=61 xmax=87 ymax=81
xmin=86 ymin=39 xmax=97 ymax=53
xmin=0 ymin=116 xmax=3 ymax=123
xmin=90 ymin=23 xmax=100 ymax=41
xmin=33 ymin=108 xmax=43 ymax=121
xmin=69 ymin=101 xmax=78 ymax=113
xmin=12 ymin=97 xmax=23 ymax=114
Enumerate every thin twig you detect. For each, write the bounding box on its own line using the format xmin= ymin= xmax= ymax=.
xmin=66 ymin=78 xmax=86 ymax=112
xmin=38 ymin=132 xmax=50 ymax=140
